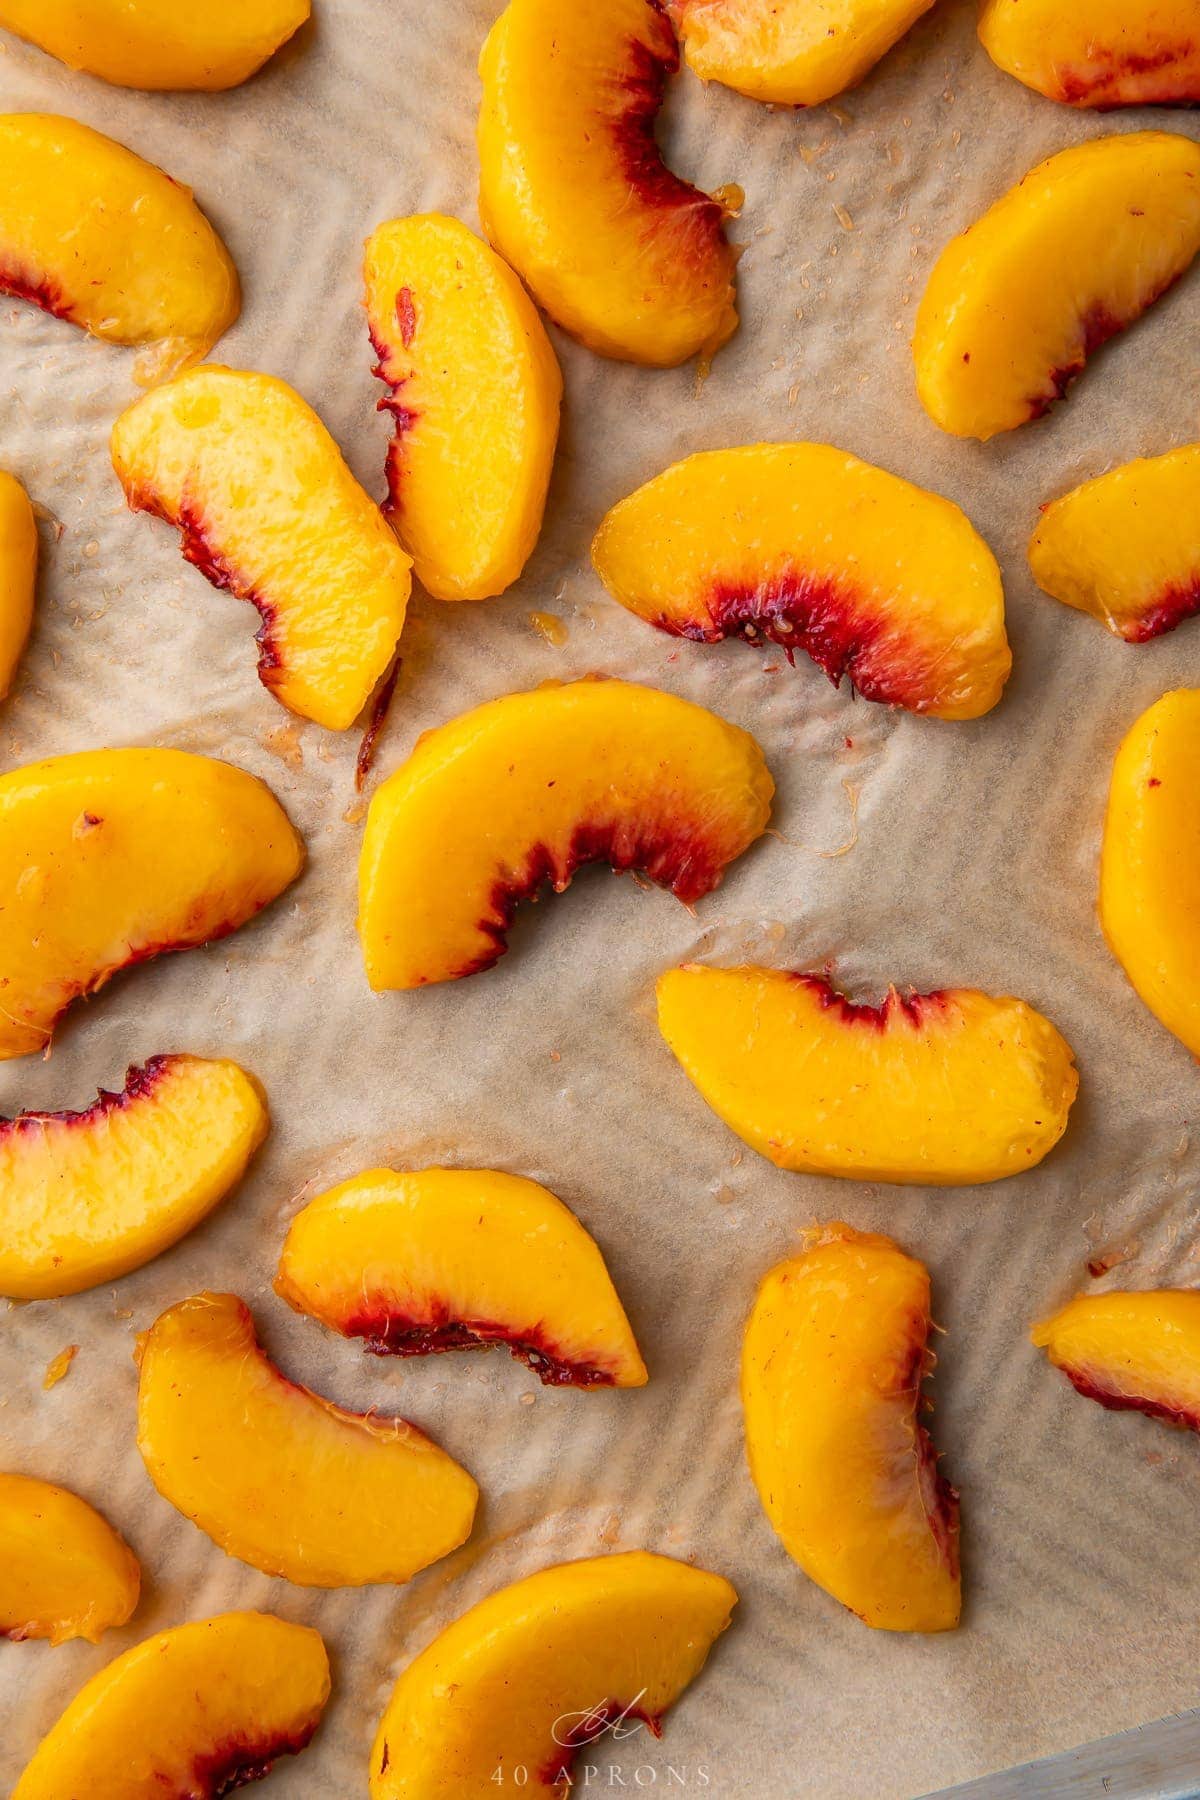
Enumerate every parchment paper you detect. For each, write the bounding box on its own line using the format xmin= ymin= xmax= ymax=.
xmin=1 ymin=4 xmax=1199 ymax=1795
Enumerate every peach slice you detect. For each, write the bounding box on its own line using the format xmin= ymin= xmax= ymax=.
xmin=111 ymin=365 xmax=412 ymax=730
xmin=913 ymin=132 xmax=1200 ymax=440
xmin=0 ymin=1473 xmax=139 ymax=1646
xmin=276 ymin=1166 xmax=648 ymax=1389
xmin=370 ymin=1551 xmax=736 ymax=1797
xmin=592 ymin=443 xmax=1011 ymax=720
xmin=136 ymin=1291 xmax=478 ymax=1587
xmin=1100 ymin=689 xmax=1200 ymax=1058
xmin=1029 ymin=445 xmax=1200 ymax=643
xmin=0 ymin=470 xmax=36 ymax=701
xmin=657 ymin=965 xmax=1077 ymax=1184
xmin=0 ymin=114 xmax=238 ymax=378
xmin=979 ymin=0 xmax=1200 ymax=108
xmin=12 ymin=1611 xmax=329 ymax=1798
xmin=364 ymin=215 xmax=562 ymax=602
xmin=477 ymin=0 xmax=740 ymax=366
xmin=1032 ymin=1290 xmax=1200 ymax=1429
xmin=358 ymin=679 xmax=773 ymax=990
xmin=668 ymin=0 xmax=935 ymax=106
xmin=742 ymin=1224 xmax=960 ymax=1632
xmin=0 ymin=747 xmax=302 ymax=1060
xmin=0 ymin=1056 xmax=267 ymax=1299
xmin=0 ymin=0 xmax=310 ymax=91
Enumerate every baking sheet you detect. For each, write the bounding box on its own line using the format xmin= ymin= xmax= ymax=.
xmin=2 ymin=2 xmax=1200 ymax=1794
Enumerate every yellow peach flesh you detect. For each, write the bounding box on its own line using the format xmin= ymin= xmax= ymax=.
xmin=1032 ymin=1290 xmax=1200 ymax=1428
xmin=979 ymin=0 xmax=1200 ymax=107
xmin=0 ymin=469 xmax=36 ymax=700
xmin=0 ymin=0 xmax=310 ymax=90
xmin=0 ymin=1473 xmax=139 ymax=1646
xmin=669 ymin=0 xmax=935 ymax=105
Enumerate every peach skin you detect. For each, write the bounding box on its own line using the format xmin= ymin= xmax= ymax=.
xmin=370 ymin=1551 xmax=736 ymax=1797
xmin=0 ymin=114 xmax=239 ymax=380
xmin=1100 ymin=689 xmax=1200 ymax=1058
xmin=0 ymin=1473 xmax=139 ymax=1646
xmin=0 ymin=1055 xmax=267 ymax=1299
xmin=0 ymin=469 xmax=36 ymax=700
xmin=914 ymin=132 xmax=1200 ymax=440
xmin=358 ymin=679 xmax=773 ymax=990
xmin=592 ymin=443 xmax=1011 ymax=719
xmin=669 ymin=0 xmax=935 ymax=105
xmin=0 ymin=0 xmax=310 ymax=90
xmin=0 ymin=747 xmax=303 ymax=1059
xmin=477 ymin=0 xmax=740 ymax=365
xmin=112 ymin=365 xmax=412 ymax=729
xmin=979 ymin=0 xmax=1200 ymax=108
xmin=276 ymin=1166 xmax=647 ymax=1388
xmin=1029 ymin=445 xmax=1200 ymax=643
xmin=365 ymin=215 xmax=562 ymax=601
xmin=1032 ymin=1290 xmax=1200 ymax=1430
xmin=12 ymin=1611 xmax=330 ymax=1798
xmin=742 ymin=1224 xmax=960 ymax=1632
xmin=657 ymin=965 xmax=1077 ymax=1184
xmin=136 ymin=1291 xmax=478 ymax=1587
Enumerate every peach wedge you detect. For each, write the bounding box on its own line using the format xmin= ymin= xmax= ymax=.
xmin=0 ymin=748 xmax=302 ymax=1059
xmin=13 ymin=1611 xmax=329 ymax=1798
xmin=359 ymin=679 xmax=773 ymax=989
xmin=365 ymin=215 xmax=562 ymax=601
xmin=1032 ymin=1290 xmax=1200 ymax=1430
xmin=592 ymin=443 xmax=1010 ymax=719
xmin=371 ymin=1552 xmax=736 ymax=1797
xmin=743 ymin=1225 xmax=960 ymax=1632
xmin=657 ymin=966 xmax=1077 ymax=1184
xmin=136 ymin=1291 xmax=478 ymax=1587
xmin=276 ymin=1167 xmax=647 ymax=1388
xmin=979 ymin=0 xmax=1200 ymax=108
xmin=0 ymin=1473 xmax=139 ymax=1646
xmin=914 ymin=132 xmax=1200 ymax=440
xmin=1030 ymin=444 xmax=1200 ymax=643
xmin=0 ymin=0 xmax=310 ymax=90
xmin=478 ymin=0 xmax=739 ymax=366
xmin=0 ymin=1056 xmax=267 ymax=1299
xmin=0 ymin=114 xmax=238 ymax=378
xmin=1100 ymin=690 xmax=1200 ymax=1057
xmin=112 ymin=365 xmax=412 ymax=730
xmin=668 ymin=0 xmax=935 ymax=106
xmin=0 ymin=469 xmax=36 ymax=701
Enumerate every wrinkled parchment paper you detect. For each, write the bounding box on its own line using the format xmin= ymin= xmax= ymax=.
xmin=2 ymin=4 xmax=1200 ymax=1794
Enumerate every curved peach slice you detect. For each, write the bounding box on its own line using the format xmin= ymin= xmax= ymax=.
xmin=1032 ymin=1290 xmax=1200 ymax=1429
xmin=365 ymin=215 xmax=562 ymax=602
xmin=276 ymin=1167 xmax=647 ymax=1388
xmin=1029 ymin=445 xmax=1200 ymax=643
xmin=370 ymin=1551 xmax=735 ymax=1797
xmin=359 ymin=679 xmax=773 ymax=990
xmin=13 ymin=1611 xmax=329 ymax=1798
xmin=913 ymin=132 xmax=1200 ymax=440
xmin=592 ymin=444 xmax=1010 ymax=720
xmin=0 ymin=114 xmax=238 ymax=378
xmin=1100 ymin=689 xmax=1200 ymax=1057
xmin=657 ymin=965 xmax=1077 ymax=1184
xmin=0 ymin=1056 xmax=267 ymax=1299
xmin=742 ymin=1224 xmax=960 ymax=1632
xmin=0 ymin=747 xmax=302 ymax=1060
xmin=668 ymin=0 xmax=934 ymax=105
xmin=0 ymin=469 xmax=36 ymax=701
xmin=0 ymin=1473 xmax=139 ymax=1646
xmin=979 ymin=0 xmax=1200 ymax=108
xmin=0 ymin=0 xmax=310 ymax=91
xmin=136 ymin=1291 xmax=478 ymax=1587
xmin=112 ymin=365 xmax=411 ymax=730
xmin=477 ymin=0 xmax=739 ymax=366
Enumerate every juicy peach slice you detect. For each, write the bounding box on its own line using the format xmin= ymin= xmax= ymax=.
xmin=370 ymin=1551 xmax=735 ymax=1797
xmin=276 ymin=1167 xmax=647 ymax=1389
xmin=914 ymin=132 xmax=1200 ymax=440
xmin=13 ymin=1611 xmax=329 ymax=1798
xmin=657 ymin=965 xmax=1077 ymax=1184
xmin=0 ymin=470 xmax=36 ymax=701
xmin=136 ymin=1291 xmax=478 ymax=1587
xmin=358 ymin=679 xmax=773 ymax=990
xmin=979 ymin=0 xmax=1200 ymax=108
xmin=0 ymin=748 xmax=302 ymax=1060
xmin=668 ymin=0 xmax=935 ymax=105
xmin=1032 ymin=1290 xmax=1200 ymax=1429
xmin=0 ymin=1473 xmax=139 ymax=1646
xmin=592 ymin=443 xmax=1010 ymax=719
xmin=1029 ymin=445 xmax=1200 ymax=643
xmin=0 ymin=1056 xmax=267 ymax=1299
xmin=0 ymin=0 xmax=310 ymax=91
xmin=477 ymin=0 xmax=739 ymax=366
xmin=742 ymin=1224 xmax=960 ymax=1632
xmin=1100 ymin=689 xmax=1200 ymax=1058
xmin=112 ymin=365 xmax=412 ymax=730
xmin=0 ymin=114 xmax=238 ymax=379
xmin=365 ymin=215 xmax=562 ymax=602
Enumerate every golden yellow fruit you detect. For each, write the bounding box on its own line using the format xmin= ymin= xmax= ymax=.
xmin=0 ymin=0 xmax=310 ymax=89
xmin=1032 ymin=1289 xmax=1200 ymax=1430
xmin=0 ymin=470 xmax=36 ymax=700
xmin=979 ymin=0 xmax=1200 ymax=108
xmin=669 ymin=0 xmax=935 ymax=105
xmin=0 ymin=1473 xmax=139 ymax=1646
